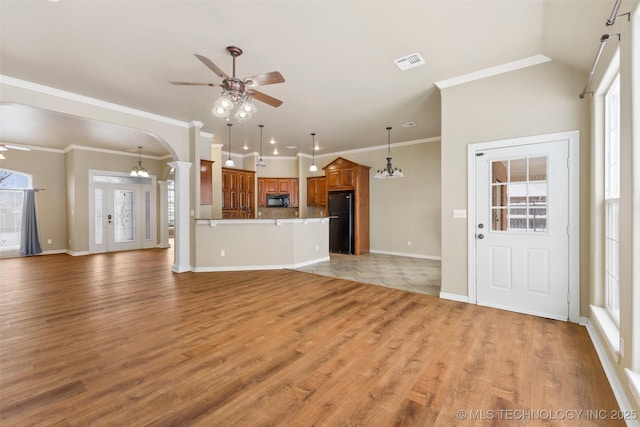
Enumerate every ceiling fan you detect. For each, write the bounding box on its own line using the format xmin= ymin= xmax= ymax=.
xmin=0 ymin=143 xmax=31 ymax=152
xmin=169 ymin=46 xmax=285 ymax=113
xmin=0 ymin=143 xmax=30 ymax=159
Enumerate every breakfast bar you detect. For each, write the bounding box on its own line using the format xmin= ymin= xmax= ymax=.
xmin=193 ymin=217 xmax=330 ymax=272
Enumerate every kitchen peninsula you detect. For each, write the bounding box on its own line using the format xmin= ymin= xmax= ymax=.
xmin=193 ymin=217 xmax=329 ymax=272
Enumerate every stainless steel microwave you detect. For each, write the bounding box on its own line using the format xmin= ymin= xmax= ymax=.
xmin=266 ymin=194 xmax=290 ymax=207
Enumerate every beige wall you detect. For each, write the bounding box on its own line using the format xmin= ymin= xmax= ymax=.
xmin=1 ymin=149 xmax=67 ymax=253
xmin=440 ymin=61 xmax=590 ymax=308
xmin=2 ymin=148 xmax=167 ymax=254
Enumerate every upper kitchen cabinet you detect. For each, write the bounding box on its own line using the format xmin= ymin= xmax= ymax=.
xmin=258 ymin=178 xmax=299 ymax=207
xmin=307 ymin=176 xmax=327 ymax=207
xmin=323 ymin=157 xmax=371 ymax=254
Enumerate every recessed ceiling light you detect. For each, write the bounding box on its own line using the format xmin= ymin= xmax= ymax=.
xmin=273 ymin=148 xmax=278 ymax=155
xmin=270 ymin=138 xmax=276 ymax=145
xmin=401 ymin=121 xmax=416 ymax=128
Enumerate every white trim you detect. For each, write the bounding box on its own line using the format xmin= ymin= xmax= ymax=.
xmin=439 ymin=292 xmax=469 ymax=303
xmin=625 ymin=369 xmax=640 ymax=409
xmin=65 ymin=250 xmax=90 ymax=256
xmin=0 ymin=75 xmax=189 ymax=128
xmin=584 ymin=318 xmax=639 ymax=427
xmin=65 ymin=144 xmax=166 ymax=159
xmin=478 ymin=301 xmax=567 ymax=322
xmin=590 ymin=305 xmax=622 ymax=361
xmin=434 ymin=54 xmax=551 ymax=89
xmin=467 ymin=130 xmax=581 ymax=323
xmin=192 ymin=256 xmax=330 ymax=272
xmin=369 ymin=249 xmax=441 ymax=260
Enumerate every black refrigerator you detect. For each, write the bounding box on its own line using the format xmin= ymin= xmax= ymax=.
xmin=328 ymin=191 xmax=354 ymax=254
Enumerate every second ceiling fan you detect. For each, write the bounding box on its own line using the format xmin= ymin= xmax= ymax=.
xmin=170 ymin=46 xmax=285 ymax=119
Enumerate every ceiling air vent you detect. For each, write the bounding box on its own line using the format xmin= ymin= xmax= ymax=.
xmin=393 ymin=53 xmax=425 ymax=71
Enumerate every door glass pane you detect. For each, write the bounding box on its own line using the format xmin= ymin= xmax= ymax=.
xmin=145 ymin=191 xmax=151 ymax=240
xmin=490 ymin=156 xmax=548 ymax=233
xmin=94 ymin=188 xmax=103 ymax=245
xmin=491 ymin=161 xmax=508 ymax=231
xmin=114 ymin=190 xmax=135 ymax=242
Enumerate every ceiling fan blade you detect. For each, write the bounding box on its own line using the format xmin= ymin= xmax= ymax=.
xmin=248 ymin=89 xmax=283 ymax=108
xmin=194 ymin=54 xmax=229 ymax=80
xmin=169 ymin=81 xmax=220 ymax=87
xmin=244 ymin=71 xmax=285 ymax=87
xmin=1 ymin=144 xmax=31 ymax=151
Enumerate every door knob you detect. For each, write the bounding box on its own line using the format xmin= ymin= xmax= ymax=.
xmin=478 ymin=223 xmax=484 ymax=229
xmin=477 ymin=234 xmax=485 ymax=239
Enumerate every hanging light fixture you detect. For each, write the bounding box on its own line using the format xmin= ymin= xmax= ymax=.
xmin=308 ymin=133 xmax=318 ymax=172
xmin=374 ymin=127 xmax=404 ymax=179
xmin=257 ymin=124 xmax=266 ymax=167
xmin=224 ymin=123 xmax=235 ymax=167
xmin=130 ymin=146 xmax=149 ymax=177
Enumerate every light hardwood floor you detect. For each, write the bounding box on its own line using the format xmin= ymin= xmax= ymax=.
xmin=0 ymin=248 xmax=622 ymax=426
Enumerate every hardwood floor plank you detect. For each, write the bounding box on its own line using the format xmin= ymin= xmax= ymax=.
xmin=0 ymin=249 xmax=623 ymax=426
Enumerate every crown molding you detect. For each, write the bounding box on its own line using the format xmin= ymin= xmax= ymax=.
xmin=1 ymin=75 xmax=189 ymax=128
xmin=434 ymin=54 xmax=551 ymax=89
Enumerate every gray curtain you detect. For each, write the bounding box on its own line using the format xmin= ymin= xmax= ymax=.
xmin=20 ymin=189 xmax=42 ymax=256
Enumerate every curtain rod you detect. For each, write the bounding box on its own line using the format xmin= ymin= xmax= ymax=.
xmin=606 ymin=0 xmax=630 ymax=26
xmin=579 ymin=34 xmax=620 ymax=99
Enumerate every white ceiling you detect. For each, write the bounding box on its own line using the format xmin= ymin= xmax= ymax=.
xmin=0 ymin=0 xmax=633 ymax=159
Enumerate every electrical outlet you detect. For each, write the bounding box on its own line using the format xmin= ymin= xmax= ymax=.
xmin=408 ymin=241 xmax=412 ymax=246
xmin=315 ymin=244 xmax=319 ymax=251
xmin=220 ymin=250 xmax=225 ymax=257
xmin=47 ymin=239 xmax=52 ymax=244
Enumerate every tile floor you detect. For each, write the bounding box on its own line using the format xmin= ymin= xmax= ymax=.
xmin=296 ymin=252 xmax=441 ymax=296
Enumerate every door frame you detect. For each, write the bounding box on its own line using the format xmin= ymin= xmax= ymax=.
xmin=466 ymin=130 xmax=580 ymax=322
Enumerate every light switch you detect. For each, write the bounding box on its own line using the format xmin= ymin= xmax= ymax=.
xmin=452 ymin=209 xmax=467 ymax=219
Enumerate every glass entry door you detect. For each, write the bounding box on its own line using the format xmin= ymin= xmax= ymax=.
xmin=90 ymin=173 xmax=156 ymax=253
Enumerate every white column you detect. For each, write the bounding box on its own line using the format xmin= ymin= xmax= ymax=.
xmin=168 ymin=160 xmax=192 ymax=272
xmin=157 ymin=180 xmax=170 ymax=248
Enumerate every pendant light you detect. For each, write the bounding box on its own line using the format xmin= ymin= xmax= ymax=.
xmin=374 ymin=126 xmax=404 ymax=179
xmin=257 ymin=124 xmax=266 ymax=167
xmin=308 ymin=133 xmax=318 ymax=172
xmin=224 ymin=123 xmax=235 ymax=167
xmin=130 ymin=146 xmax=149 ymax=177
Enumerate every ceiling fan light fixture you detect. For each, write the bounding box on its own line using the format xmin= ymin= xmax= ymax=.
xmin=234 ymin=109 xmax=251 ymax=121
xmin=240 ymin=100 xmax=257 ymax=114
xmin=212 ymin=105 xmax=229 ymax=118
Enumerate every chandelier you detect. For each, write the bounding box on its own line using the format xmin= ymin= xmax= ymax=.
xmin=130 ymin=146 xmax=149 ymax=177
xmin=374 ymin=127 xmax=404 ymax=179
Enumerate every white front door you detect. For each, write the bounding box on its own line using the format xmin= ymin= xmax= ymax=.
xmin=475 ymin=140 xmax=569 ymax=320
xmin=90 ymin=173 xmax=156 ymax=253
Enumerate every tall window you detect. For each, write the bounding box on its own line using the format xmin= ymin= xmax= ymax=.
xmin=0 ymin=169 xmax=32 ymax=255
xmin=604 ymin=74 xmax=620 ymax=326
xmin=167 ymin=179 xmax=175 ymax=228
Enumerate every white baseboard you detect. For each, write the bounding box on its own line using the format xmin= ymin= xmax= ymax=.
xmin=66 ymin=250 xmax=90 ymax=256
xmin=369 ymin=249 xmax=441 ymax=260
xmin=192 ymin=256 xmax=331 ymax=273
xmin=439 ymin=292 xmax=469 ymax=303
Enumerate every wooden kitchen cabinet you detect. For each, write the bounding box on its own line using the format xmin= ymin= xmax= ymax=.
xmin=323 ymin=157 xmax=370 ymax=255
xmin=222 ymin=167 xmax=255 ymax=218
xmin=200 ymin=159 xmax=214 ymax=205
xmin=257 ymin=178 xmax=299 ymax=207
xmin=307 ymin=176 xmax=327 ymax=206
